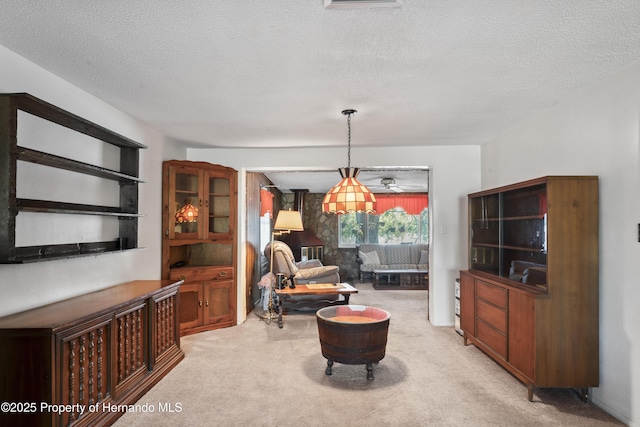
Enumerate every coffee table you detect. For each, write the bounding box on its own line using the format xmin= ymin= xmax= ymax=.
xmin=373 ymin=269 xmax=429 ymax=290
xmin=274 ymin=282 xmax=358 ymax=328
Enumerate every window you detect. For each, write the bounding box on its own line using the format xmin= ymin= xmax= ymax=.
xmin=339 ymin=207 xmax=429 ymax=247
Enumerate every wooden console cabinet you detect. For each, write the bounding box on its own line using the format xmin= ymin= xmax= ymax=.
xmin=162 ymin=160 xmax=238 ymax=335
xmin=0 ymin=280 xmax=184 ymax=427
xmin=461 ymin=176 xmax=599 ymax=401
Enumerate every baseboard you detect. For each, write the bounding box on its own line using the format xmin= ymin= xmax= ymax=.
xmin=590 ymin=394 xmax=632 ymax=426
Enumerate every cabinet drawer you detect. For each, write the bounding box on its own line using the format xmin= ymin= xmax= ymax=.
xmin=476 ymin=299 xmax=506 ymax=333
xmin=170 ymin=266 xmax=234 ymax=282
xmin=477 ymin=320 xmax=507 ymax=359
xmin=476 ymin=280 xmax=507 ymax=309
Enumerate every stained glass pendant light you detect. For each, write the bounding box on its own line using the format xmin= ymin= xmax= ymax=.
xmin=322 ymin=109 xmax=377 ymax=214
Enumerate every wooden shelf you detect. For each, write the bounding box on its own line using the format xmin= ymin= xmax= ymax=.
xmin=1 ymin=242 xmax=145 ymax=264
xmin=472 ymin=242 xmax=545 ymax=252
xmin=17 ymin=198 xmax=144 ymax=217
xmin=16 ymin=147 xmax=144 ymax=183
xmin=9 ymin=92 xmax=146 ymax=149
xmin=0 ymin=93 xmax=146 ymax=263
xmin=473 ymin=215 xmax=545 ymax=222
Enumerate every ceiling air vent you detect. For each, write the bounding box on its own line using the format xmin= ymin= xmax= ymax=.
xmin=324 ymin=0 xmax=403 ymax=9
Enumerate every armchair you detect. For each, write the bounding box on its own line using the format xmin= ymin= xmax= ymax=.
xmin=264 ymin=240 xmax=340 ymax=285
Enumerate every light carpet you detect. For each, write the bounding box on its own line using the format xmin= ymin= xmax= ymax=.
xmin=113 ymin=282 xmax=623 ymax=427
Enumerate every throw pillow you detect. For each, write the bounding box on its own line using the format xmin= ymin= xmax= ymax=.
xmin=419 ymin=250 xmax=428 ymax=264
xmin=359 ymin=250 xmax=380 ymax=265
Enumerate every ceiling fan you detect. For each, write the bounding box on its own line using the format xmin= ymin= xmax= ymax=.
xmin=367 ymin=178 xmax=424 ymax=193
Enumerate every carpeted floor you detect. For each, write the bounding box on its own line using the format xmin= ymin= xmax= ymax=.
xmin=113 ymin=282 xmax=623 ymax=427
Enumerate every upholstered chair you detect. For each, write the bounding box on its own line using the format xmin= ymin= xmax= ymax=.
xmin=264 ymin=240 xmax=340 ymax=285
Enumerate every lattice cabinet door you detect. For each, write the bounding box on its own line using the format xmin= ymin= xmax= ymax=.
xmin=114 ymin=301 xmax=149 ymax=398
xmin=153 ymin=289 xmax=180 ymax=365
xmin=58 ymin=317 xmax=112 ymax=427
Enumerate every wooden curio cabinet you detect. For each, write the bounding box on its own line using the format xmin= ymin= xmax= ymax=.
xmin=162 ymin=160 xmax=237 ymax=335
xmin=460 ymin=176 xmax=599 ymax=401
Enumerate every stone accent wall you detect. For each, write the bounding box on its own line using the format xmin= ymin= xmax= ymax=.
xmin=281 ymin=193 xmax=360 ymax=283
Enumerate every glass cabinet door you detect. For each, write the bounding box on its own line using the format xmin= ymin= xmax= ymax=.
xmin=171 ymin=167 xmax=202 ymax=238
xmin=500 ymin=184 xmax=547 ymax=287
xmin=207 ymin=174 xmax=231 ymax=236
xmin=469 ymin=183 xmax=547 ymax=289
xmin=469 ymin=193 xmax=501 ymax=275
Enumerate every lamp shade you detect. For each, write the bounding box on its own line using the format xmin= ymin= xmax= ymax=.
xmin=322 ymin=167 xmax=377 ymax=214
xmin=175 ymin=202 xmax=199 ymax=223
xmin=274 ymin=210 xmax=304 ymax=231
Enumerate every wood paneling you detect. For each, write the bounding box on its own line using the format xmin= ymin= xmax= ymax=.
xmin=245 ymin=172 xmax=263 ymax=312
xmin=245 ymin=173 xmax=283 ymax=313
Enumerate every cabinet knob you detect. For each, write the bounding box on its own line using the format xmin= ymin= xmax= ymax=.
xmin=205 ymin=300 xmax=209 ymax=307
xmin=219 ymin=271 xmax=227 ymax=277
xmin=199 ymin=300 xmax=203 ymax=307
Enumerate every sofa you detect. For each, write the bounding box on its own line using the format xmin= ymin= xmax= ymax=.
xmin=357 ymin=243 xmax=429 ymax=281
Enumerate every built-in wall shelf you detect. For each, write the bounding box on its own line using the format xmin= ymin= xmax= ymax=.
xmin=16 ymin=146 xmax=145 ymax=183
xmin=17 ymin=199 xmax=145 ymax=217
xmin=0 ymin=93 xmax=147 ymax=263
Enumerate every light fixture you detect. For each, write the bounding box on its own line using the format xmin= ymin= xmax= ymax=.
xmin=273 ymin=210 xmax=305 ymax=234
xmin=322 ymin=109 xmax=377 ymax=214
xmin=262 ymin=209 xmax=304 ymax=323
xmin=175 ymin=201 xmax=198 ymax=224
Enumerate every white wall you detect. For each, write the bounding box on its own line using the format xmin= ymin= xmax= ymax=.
xmin=0 ymin=45 xmax=170 ymax=317
xmin=481 ymin=61 xmax=640 ymax=426
xmin=188 ymin=145 xmax=481 ymax=327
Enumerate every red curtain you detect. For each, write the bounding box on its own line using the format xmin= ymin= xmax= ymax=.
xmin=260 ymin=189 xmax=274 ymax=218
xmin=538 ymin=193 xmax=547 ymax=215
xmin=373 ymin=194 xmax=428 ymax=215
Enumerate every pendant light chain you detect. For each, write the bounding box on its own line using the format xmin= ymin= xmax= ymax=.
xmin=347 ymin=111 xmax=352 ymax=168
xmin=342 ymin=108 xmax=356 ymax=169
xmin=322 ymin=108 xmax=376 ymax=214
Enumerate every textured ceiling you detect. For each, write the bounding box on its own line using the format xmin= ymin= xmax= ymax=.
xmin=1 ymin=1 xmax=639 ymax=152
